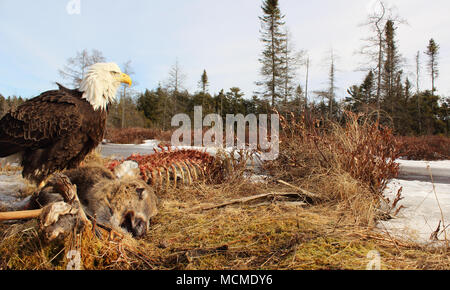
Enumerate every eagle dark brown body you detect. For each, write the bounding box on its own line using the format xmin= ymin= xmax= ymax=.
xmin=0 ymin=84 xmax=107 ymax=184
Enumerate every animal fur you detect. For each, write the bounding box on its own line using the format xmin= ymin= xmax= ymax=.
xmin=30 ymin=165 xmax=158 ymax=238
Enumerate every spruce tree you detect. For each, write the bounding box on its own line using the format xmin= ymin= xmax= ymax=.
xmin=361 ymin=70 xmax=375 ymax=104
xmin=257 ymin=0 xmax=286 ymax=108
xmin=381 ymin=20 xmax=403 ymax=122
xmin=425 ymin=38 xmax=439 ymax=96
xmin=199 ymin=70 xmax=209 ymax=94
xmin=346 ymin=71 xmax=375 ymax=114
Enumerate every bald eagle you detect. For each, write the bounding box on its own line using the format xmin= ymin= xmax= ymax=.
xmin=0 ymin=63 xmax=132 ymax=187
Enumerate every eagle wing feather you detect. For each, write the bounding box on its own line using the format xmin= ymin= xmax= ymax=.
xmin=0 ymin=89 xmax=83 ymax=153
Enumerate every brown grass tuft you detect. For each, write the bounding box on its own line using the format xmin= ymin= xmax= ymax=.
xmin=264 ymin=112 xmax=401 ymax=226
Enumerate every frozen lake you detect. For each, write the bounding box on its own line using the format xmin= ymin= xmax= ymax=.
xmin=99 ymin=140 xmax=161 ymax=159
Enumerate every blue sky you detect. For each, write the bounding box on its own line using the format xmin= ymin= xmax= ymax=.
xmin=0 ymin=0 xmax=449 ymax=101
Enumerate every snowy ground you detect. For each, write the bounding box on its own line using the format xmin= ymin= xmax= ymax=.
xmin=0 ymin=174 xmax=29 ymax=211
xmin=1 ymin=140 xmax=450 ymax=245
xmin=397 ymin=159 xmax=450 ymax=184
xmin=380 ymin=160 xmax=450 ymax=245
xmin=100 ymin=140 xmax=256 ymax=160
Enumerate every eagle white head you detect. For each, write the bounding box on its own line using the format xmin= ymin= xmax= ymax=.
xmin=79 ymin=63 xmax=132 ymax=111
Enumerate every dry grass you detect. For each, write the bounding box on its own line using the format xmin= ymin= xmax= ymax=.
xmin=264 ymin=112 xmax=401 ymax=226
xmin=1 ymin=181 xmax=449 ymax=270
xmin=1 ymin=113 xmax=449 ymax=270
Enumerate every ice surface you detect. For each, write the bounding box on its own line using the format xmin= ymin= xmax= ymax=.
xmin=380 ymin=175 xmax=450 ymax=245
xmin=0 ymin=173 xmax=29 ymax=210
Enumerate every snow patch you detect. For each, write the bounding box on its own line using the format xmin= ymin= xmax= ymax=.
xmin=398 ymin=159 xmax=450 ymax=178
xmin=381 ymin=177 xmax=450 ymax=245
xmin=0 ymin=174 xmax=29 ymax=211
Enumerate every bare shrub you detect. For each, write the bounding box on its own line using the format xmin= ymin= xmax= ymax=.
xmin=264 ymin=112 xmax=402 ymax=225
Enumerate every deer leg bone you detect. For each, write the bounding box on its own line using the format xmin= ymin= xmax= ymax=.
xmin=0 ymin=209 xmax=43 ymax=221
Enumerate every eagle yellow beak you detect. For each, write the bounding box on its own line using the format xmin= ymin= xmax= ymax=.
xmin=119 ymin=73 xmax=132 ymax=87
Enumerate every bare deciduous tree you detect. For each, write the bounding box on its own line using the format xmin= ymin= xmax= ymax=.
xmin=120 ymin=60 xmax=136 ymax=129
xmin=281 ymin=28 xmax=305 ymax=105
xmin=357 ymin=0 xmax=406 ymax=115
xmin=59 ymin=49 xmax=106 ymax=88
xmin=314 ymin=49 xmax=338 ymax=120
xmin=166 ymin=58 xmax=186 ymax=94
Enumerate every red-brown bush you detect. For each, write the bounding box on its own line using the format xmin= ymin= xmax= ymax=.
xmin=264 ymin=112 xmax=402 ymax=225
xmin=396 ymin=136 xmax=450 ymax=161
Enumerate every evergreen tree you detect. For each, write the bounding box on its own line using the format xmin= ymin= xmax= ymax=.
xmin=381 ymin=20 xmax=402 ymax=115
xmin=6 ymin=96 xmax=23 ymax=112
xmin=361 ymin=70 xmax=376 ymax=105
xmin=199 ymin=70 xmax=209 ymax=94
xmin=418 ymin=91 xmax=442 ymax=135
xmin=216 ymin=89 xmax=225 ymax=118
xmin=294 ymin=84 xmax=304 ymax=113
xmin=425 ymin=38 xmax=439 ymax=96
xmin=137 ymin=87 xmax=171 ymax=129
xmin=0 ymin=94 xmax=8 ymax=118
xmin=226 ymin=87 xmax=246 ymax=115
xmin=438 ymin=97 xmax=449 ymax=136
xmin=346 ymin=70 xmax=376 ymax=114
xmin=256 ymin=0 xmax=287 ymax=108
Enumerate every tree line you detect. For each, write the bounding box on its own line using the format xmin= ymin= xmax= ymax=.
xmin=0 ymin=0 xmax=448 ymax=136
xmin=0 ymin=95 xmax=25 ymax=118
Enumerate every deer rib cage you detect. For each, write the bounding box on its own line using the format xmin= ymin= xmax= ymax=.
xmin=108 ymin=146 xmax=216 ymax=189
